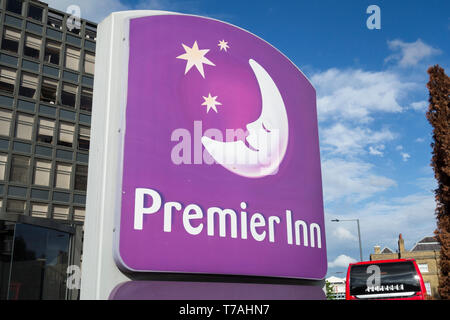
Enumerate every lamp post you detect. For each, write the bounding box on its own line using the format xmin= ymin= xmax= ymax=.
xmin=331 ymin=218 xmax=363 ymax=262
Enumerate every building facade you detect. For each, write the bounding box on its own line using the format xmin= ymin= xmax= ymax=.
xmin=370 ymin=234 xmax=441 ymax=299
xmin=325 ymin=276 xmax=346 ymax=300
xmin=0 ymin=0 xmax=96 ymax=299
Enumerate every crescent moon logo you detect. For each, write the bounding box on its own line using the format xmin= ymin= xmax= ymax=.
xmin=202 ymin=59 xmax=289 ymax=178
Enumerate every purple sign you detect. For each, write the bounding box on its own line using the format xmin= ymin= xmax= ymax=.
xmin=114 ymin=14 xmax=326 ymax=280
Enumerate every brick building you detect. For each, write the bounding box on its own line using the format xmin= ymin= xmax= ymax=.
xmin=370 ymin=234 xmax=441 ymax=299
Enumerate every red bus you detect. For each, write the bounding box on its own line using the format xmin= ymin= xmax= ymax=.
xmin=346 ymin=259 xmax=427 ymax=300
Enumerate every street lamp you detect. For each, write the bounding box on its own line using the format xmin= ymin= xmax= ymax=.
xmin=331 ymin=218 xmax=363 ymax=262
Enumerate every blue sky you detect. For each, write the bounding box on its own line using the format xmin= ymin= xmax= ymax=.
xmin=48 ymin=0 xmax=450 ymax=278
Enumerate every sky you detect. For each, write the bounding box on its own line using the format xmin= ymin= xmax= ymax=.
xmin=46 ymin=0 xmax=450 ymax=278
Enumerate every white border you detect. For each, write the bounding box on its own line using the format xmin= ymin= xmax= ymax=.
xmin=81 ymin=10 xmax=177 ymax=300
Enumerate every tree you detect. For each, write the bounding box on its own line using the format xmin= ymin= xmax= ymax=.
xmin=325 ymin=280 xmax=335 ymax=300
xmin=426 ymin=65 xmax=450 ymax=299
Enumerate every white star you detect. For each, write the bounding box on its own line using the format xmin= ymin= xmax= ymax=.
xmin=176 ymin=41 xmax=215 ymax=78
xmin=202 ymin=93 xmax=222 ymax=113
xmin=218 ymin=40 xmax=230 ymax=52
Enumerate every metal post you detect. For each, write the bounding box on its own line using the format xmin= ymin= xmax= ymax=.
xmin=356 ymin=219 xmax=363 ymax=262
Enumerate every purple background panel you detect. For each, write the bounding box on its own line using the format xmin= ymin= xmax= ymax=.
xmin=109 ymin=281 xmax=325 ymax=300
xmin=117 ymin=14 xmax=327 ymax=279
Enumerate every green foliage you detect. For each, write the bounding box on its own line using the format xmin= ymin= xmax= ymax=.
xmin=325 ymin=280 xmax=335 ymax=300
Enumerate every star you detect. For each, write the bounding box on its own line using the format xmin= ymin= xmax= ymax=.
xmin=176 ymin=41 xmax=215 ymax=78
xmin=202 ymin=93 xmax=222 ymax=113
xmin=218 ymin=40 xmax=230 ymax=52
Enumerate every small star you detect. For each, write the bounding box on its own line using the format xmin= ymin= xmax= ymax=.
xmin=202 ymin=93 xmax=222 ymax=113
xmin=218 ymin=40 xmax=230 ymax=52
xmin=176 ymin=41 xmax=215 ymax=78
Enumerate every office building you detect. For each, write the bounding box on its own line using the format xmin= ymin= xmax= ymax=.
xmin=0 ymin=0 xmax=96 ymax=300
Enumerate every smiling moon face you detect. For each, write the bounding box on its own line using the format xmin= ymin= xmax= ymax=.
xmin=201 ymin=59 xmax=289 ymax=178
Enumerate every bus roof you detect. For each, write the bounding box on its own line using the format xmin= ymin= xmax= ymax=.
xmin=349 ymin=258 xmax=416 ymax=267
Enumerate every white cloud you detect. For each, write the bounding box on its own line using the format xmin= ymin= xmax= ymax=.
xmin=312 ymin=68 xmax=415 ymax=123
xmin=321 ymin=123 xmax=394 ymax=157
xmin=358 ymin=193 xmax=437 ymax=251
xmin=328 ymin=254 xmax=357 ymax=268
xmin=333 ymin=227 xmax=357 ymax=241
xmin=401 ymin=152 xmax=411 ymax=162
xmin=386 ymin=39 xmax=441 ymax=68
xmin=409 ymin=100 xmax=428 ymax=112
xmin=321 ymin=158 xmax=396 ymax=203
xmin=368 ymin=145 xmax=385 ymax=156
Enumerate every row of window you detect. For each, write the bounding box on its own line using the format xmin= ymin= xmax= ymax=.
xmin=0 ymin=197 xmax=85 ymax=221
xmin=0 ymin=66 xmax=93 ymax=109
xmin=5 ymin=0 xmax=44 ymax=23
xmin=2 ymin=26 xmax=95 ymax=74
xmin=0 ymin=109 xmax=90 ymax=150
xmin=0 ymin=153 xmax=87 ymax=191
xmin=4 ymin=0 xmax=97 ymax=40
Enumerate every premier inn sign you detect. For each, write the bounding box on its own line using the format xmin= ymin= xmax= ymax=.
xmin=82 ymin=12 xmax=326 ymax=294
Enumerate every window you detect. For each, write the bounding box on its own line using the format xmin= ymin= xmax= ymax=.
xmin=68 ymin=26 xmax=81 ymax=36
xmin=10 ymin=155 xmax=30 ymax=184
xmin=67 ymin=17 xmax=81 ymax=35
xmin=73 ymin=208 xmax=85 ymax=222
xmin=418 ymin=263 xmax=429 ymax=273
xmin=54 ymin=163 xmax=72 ymax=189
xmin=80 ymin=87 xmax=92 ymax=111
xmin=40 ymin=77 xmax=58 ymax=104
xmin=348 ymin=261 xmax=423 ymax=299
xmin=53 ymin=205 xmax=69 ymax=220
xmin=2 ymin=27 xmax=21 ymax=53
xmin=58 ymin=122 xmax=74 ymax=148
xmin=425 ymin=282 xmax=432 ymax=296
xmin=65 ymin=46 xmax=80 ymax=71
xmin=84 ymin=52 xmax=95 ymax=74
xmin=0 ymin=109 xmax=13 ymax=136
xmin=0 ymin=67 xmax=16 ymax=94
xmin=15 ymin=113 xmax=34 ymax=140
xmin=31 ymin=203 xmax=48 ymax=218
xmin=6 ymin=0 xmax=22 ymax=15
xmin=85 ymin=24 xmax=97 ymax=40
xmin=44 ymin=41 xmax=61 ymax=65
xmin=74 ymin=165 xmax=87 ymax=191
xmin=7 ymin=224 xmax=70 ymax=299
xmin=33 ymin=159 xmax=51 ymax=186
xmin=0 ymin=153 xmax=7 ymax=180
xmin=61 ymin=83 xmax=77 ymax=107
xmin=7 ymin=200 xmax=25 ymax=214
xmin=47 ymin=11 xmax=63 ymax=30
xmin=37 ymin=118 xmax=55 ymax=143
xmin=24 ymin=34 xmax=41 ymax=59
xmin=19 ymin=72 xmax=38 ymax=98
xmin=27 ymin=4 xmax=43 ymax=22
xmin=78 ymin=126 xmax=90 ymax=151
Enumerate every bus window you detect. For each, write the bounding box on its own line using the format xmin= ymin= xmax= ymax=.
xmin=346 ymin=260 xmax=425 ymax=300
